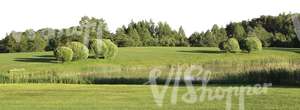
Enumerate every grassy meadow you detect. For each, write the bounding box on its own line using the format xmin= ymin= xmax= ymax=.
xmin=0 ymin=47 xmax=300 ymax=84
xmin=0 ymin=47 xmax=300 ymax=110
xmin=0 ymin=84 xmax=299 ymax=110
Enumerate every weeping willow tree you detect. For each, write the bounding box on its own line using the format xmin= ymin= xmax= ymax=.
xmin=89 ymin=39 xmax=118 ymax=59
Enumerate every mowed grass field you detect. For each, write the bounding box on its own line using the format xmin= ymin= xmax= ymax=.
xmin=0 ymin=48 xmax=300 ymax=110
xmin=0 ymin=84 xmax=299 ymax=110
xmin=0 ymin=47 xmax=300 ymax=84
xmin=0 ymin=47 xmax=300 ymax=75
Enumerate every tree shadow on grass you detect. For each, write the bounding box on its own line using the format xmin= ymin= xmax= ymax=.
xmin=14 ymin=55 xmax=58 ymax=64
xmin=177 ymin=50 xmax=223 ymax=54
xmin=268 ymin=48 xmax=300 ymax=54
xmin=88 ymin=56 xmax=105 ymax=59
xmin=34 ymin=55 xmax=55 ymax=58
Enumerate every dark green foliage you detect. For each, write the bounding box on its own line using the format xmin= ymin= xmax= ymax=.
xmin=188 ymin=32 xmax=205 ymax=46
xmin=223 ymin=13 xmax=299 ymax=48
xmin=232 ymin=23 xmax=247 ymax=41
xmin=249 ymin=13 xmax=299 ymax=47
xmin=67 ymin=42 xmax=89 ymax=60
xmin=19 ymin=34 xmax=29 ymax=52
xmin=218 ymin=38 xmax=240 ymax=53
xmin=2 ymin=30 xmax=47 ymax=53
xmin=189 ymin=24 xmax=227 ymax=47
xmin=156 ymin=22 xmax=176 ymax=46
xmin=176 ymin=26 xmax=188 ymax=46
xmin=114 ymin=28 xmax=135 ymax=47
xmin=89 ymin=39 xmax=108 ymax=58
xmin=0 ymin=40 xmax=5 ymax=53
xmin=113 ymin=21 xmax=188 ymax=47
xmin=242 ymin=33 xmax=263 ymax=53
xmin=189 ymin=13 xmax=299 ymax=48
xmin=218 ymin=41 xmax=226 ymax=50
xmin=1 ymin=13 xmax=300 ymax=53
xmin=2 ymin=34 xmax=17 ymax=53
xmin=127 ymin=24 xmax=142 ymax=46
xmin=253 ymin=25 xmax=273 ymax=47
xmin=27 ymin=33 xmax=47 ymax=52
xmin=203 ymin=31 xmax=216 ymax=46
xmin=54 ymin=47 xmax=73 ymax=62
xmin=272 ymin=33 xmax=289 ymax=47
xmin=46 ymin=37 xmax=60 ymax=51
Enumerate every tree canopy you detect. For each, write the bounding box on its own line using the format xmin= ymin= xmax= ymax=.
xmin=0 ymin=13 xmax=300 ymax=53
xmin=189 ymin=13 xmax=300 ymax=48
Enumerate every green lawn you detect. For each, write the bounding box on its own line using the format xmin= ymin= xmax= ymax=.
xmin=0 ymin=47 xmax=300 ymax=83
xmin=0 ymin=47 xmax=300 ymax=73
xmin=0 ymin=48 xmax=300 ymax=110
xmin=0 ymin=84 xmax=299 ymax=110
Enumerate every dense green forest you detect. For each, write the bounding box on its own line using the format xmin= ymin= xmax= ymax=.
xmin=0 ymin=13 xmax=299 ymax=53
xmin=189 ymin=13 xmax=300 ymax=47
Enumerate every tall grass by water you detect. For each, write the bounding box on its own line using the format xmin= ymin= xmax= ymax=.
xmin=1 ymin=67 xmax=300 ymax=85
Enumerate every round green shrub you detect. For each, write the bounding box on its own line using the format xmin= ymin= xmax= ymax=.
xmin=89 ymin=39 xmax=108 ymax=58
xmin=67 ymin=42 xmax=89 ymax=60
xmin=243 ymin=37 xmax=262 ymax=53
xmin=54 ymin=47 xmax=73 ymax=62
xmin=219 ymin=38 xmax=240 ymax=53
xmin=103 ymin=39 xmax=118 ymax=59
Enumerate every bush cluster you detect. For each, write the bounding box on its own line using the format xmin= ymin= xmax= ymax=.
xmin=243 ymin=37 xmax=263 ymax=53
xmin=89 ymin=39 xmax=118 ymax=59
xmin=103 ymin=39 xmax=118 ymax=59
xmin=54 ymin=40 xmax=118 ymax=63
xmin=54 ymin=47 xmax=73 ymax=62
xmin=89 ymin=39 xmax=108 ymax=58
xmin=219 ymin=34 xmax=263 ymax=53
xmin=67 ymin=42 xmax=89 ymax=61
xmin=219 ymin=38 xmax=240 ymax=53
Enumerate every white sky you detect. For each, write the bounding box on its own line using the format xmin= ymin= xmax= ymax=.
xmin=0 ymin=0 xmax=299 ymax=39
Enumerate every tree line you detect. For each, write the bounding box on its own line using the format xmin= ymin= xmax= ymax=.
xmin=0 ymin=13 xmax=299 ymax=53
xmin=113 ymin=20 xmax=188 ymax=47
xmin=189 ymin=13 xmax=300 ymax=48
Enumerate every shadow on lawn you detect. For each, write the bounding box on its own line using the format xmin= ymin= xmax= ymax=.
xmin=268 ymin=48 xmax=300 ymax=54
xmin=14 ymin=55 xmax=57 ymax=63
xmin=34 ymin=55 xmax=55 ymax=58
xmin=177 ymin=50 xmax=223 ymax=54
